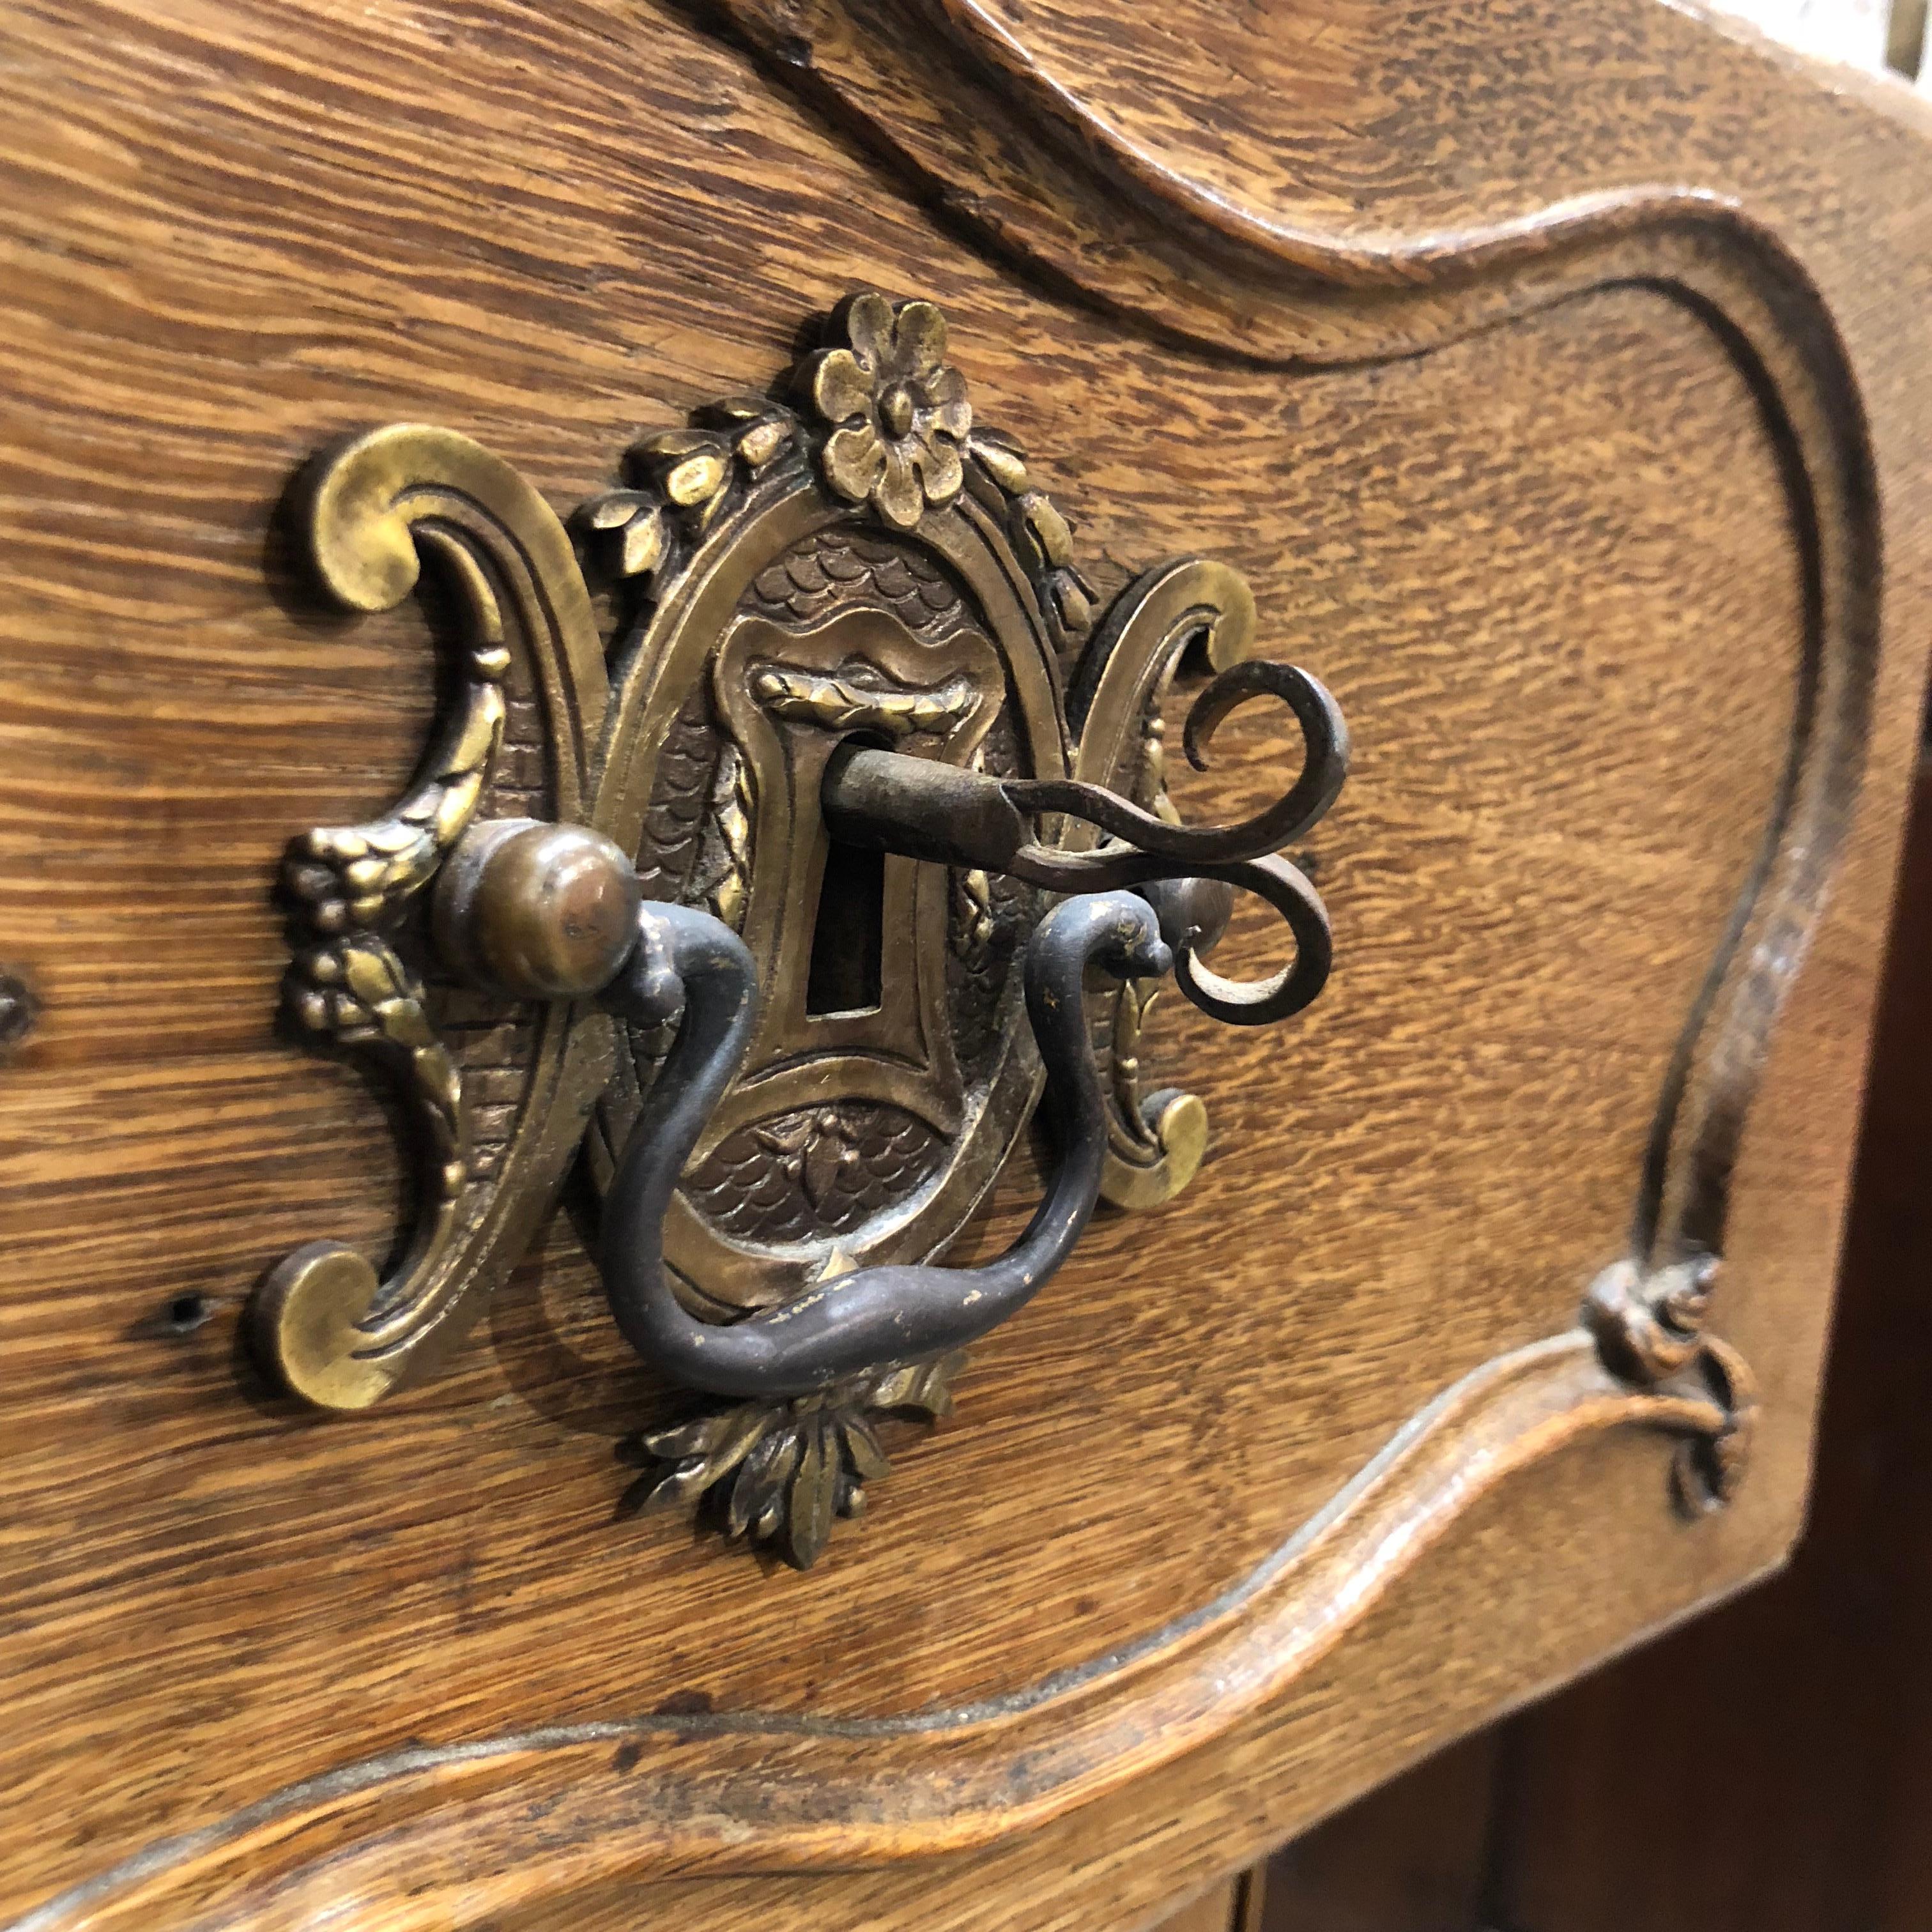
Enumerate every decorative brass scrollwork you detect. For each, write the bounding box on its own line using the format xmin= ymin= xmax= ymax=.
xmin=252 ymin=293 xmax=1349 ymax=1564
xmin=258 ymin=427 xmax=611 ymax=1412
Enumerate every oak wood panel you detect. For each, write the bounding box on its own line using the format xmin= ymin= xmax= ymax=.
xmin=0 ymin=0 xmax=1926 ymax=1927
xmin=0 ymin=291 xmax=1793 ymax=1846
xmin=1249 ymin=751 xmax=1932 ymax=1932
xmin=1486 ymin=751 xmax=1932 ymax=1932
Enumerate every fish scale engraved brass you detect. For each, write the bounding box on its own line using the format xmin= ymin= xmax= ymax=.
xmin=250 ymin=291 xmax=1348 ymax=1565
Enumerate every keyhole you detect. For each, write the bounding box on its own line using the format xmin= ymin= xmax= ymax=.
xmin=806 ymin=840 xmax=885 ymax=1016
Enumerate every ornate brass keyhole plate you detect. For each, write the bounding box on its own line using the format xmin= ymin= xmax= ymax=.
xmin=585 ymin=434 xmax=1068 ymax=1322
xmin=254 ymin=292 xmax=1346 ymax=1560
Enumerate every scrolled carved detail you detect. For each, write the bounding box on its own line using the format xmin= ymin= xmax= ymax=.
xmin=1584 ymin=1255 xmax=1720 ymax=1384
xmin=1582 ymin=1255 xmax=1756 ymax=1510
xmin=1100 ymin=979 xmax=1210 ymax=1212
xmin=33 ymin=1325 xmax=1773 ymax=1924
xmin=1672 ymin=1338 xmax=1758 ymax=1515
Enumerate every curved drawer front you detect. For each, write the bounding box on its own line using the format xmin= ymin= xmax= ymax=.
xmin=0 ymin=2 xmax=1928 ymax=1928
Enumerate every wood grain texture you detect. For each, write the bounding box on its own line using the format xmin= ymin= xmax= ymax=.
xmin=1485 ymin=750 xmax=1932 ymax=1932
xmin=1252 ymin=751 xmax=1932 ymax=1932
xmin=0 ymin=0 xmax=1927 ymax=1926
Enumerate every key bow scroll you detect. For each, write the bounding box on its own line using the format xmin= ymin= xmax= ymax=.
xmin=253 ymin=291 xmax=1349 ymax=1566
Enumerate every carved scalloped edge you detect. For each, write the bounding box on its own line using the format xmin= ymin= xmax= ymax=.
xmin=4 ymin=1328 xmax=1752 ymax=1932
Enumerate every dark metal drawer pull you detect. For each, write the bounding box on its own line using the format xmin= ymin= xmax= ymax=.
xmin=601 ymin=893 xmax=1165 ymax=1404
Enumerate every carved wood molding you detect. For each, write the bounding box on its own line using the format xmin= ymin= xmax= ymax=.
xmin=11 ymin=1333 xmax=1751 ymax=1932
xmin=6 ymin=3 xmax=1882 ymax=1923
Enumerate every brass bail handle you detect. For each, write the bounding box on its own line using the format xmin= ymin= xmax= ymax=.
xmin=243 ymin=293 xmax=1356 ymax=1565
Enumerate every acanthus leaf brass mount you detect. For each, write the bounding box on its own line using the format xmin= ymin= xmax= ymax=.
xmin=252 ymin=291 xmax=1349 ymax=1567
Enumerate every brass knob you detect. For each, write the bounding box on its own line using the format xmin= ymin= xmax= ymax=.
xmin=433 ymin=818 xmax=641 ymax=999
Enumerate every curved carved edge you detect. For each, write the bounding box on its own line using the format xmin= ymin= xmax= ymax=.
xmin=155 ymin=19 xmax=1876 ymax=1910
xmin=253 ymin=427 xmax=613 ymax=1410
xmin=7 ymin=1328 xmax=1752 ymax=1931
xmin=712 ymin=0 xmax=1881 ymax=1432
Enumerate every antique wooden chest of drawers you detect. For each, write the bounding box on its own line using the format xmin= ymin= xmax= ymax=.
xmin=3 ymin=1 xmax=1930 ymax=1927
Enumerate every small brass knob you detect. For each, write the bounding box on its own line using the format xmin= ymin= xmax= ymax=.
xmin=434 ymin=819 xmax=641 ymax=999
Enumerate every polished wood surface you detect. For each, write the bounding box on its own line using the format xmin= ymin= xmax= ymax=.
xmin=1264 ymin=750 xmax=1932 ymax=1931
xmin=0 ymin=2 xmax=1928 ymax=1928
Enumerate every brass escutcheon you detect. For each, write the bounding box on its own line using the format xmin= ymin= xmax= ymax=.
xmin=250 ymin=292 xmax=1349 ymax=1564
